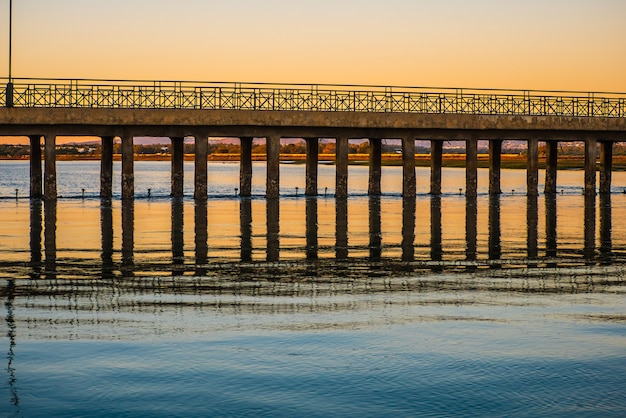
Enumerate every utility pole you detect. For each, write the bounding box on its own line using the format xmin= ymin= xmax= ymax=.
xmin=6 ymin=0 xmax=13 ymax=107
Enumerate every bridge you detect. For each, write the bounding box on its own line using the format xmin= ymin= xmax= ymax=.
xmin=1 ymin=78 xmax=626 ymax=201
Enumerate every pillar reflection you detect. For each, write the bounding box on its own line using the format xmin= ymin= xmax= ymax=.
xmin=335 ymin=198 xmax=348 ymax=260
xmin=266 ymin=198 xmax=280 ymax=262
xmin=545 ymin=194 xmax=557 ymax=266
xmin=369 ymin=196 xmax=382 ymax=261
xmin=465 ymin=194 xmax=477 ymax=263
xmin=430 ymin=195 xmax=442 ymax=263
xmin=30 ymin=200 xmax=42 ymax=279
xmin=305 ymin=197 xmax=318 ymax=260
xmin=584 ymin=193 xmax=596 ymax=263
xmin=194 ymin=199 xmax=208 ymax=275
xmin=240 ymin=198 xmax=253 ymax=262
xmin=121 ymin=199 xmax=134 ymax=277
xmin=44 ymin=199 xmax=57 ymax=278
xmin=100 ymin=200 xmax=114 ymax=279
xmin=527 ymin=194 xmax=538 ymax=263
xmin=599 ymin=193 xmax=612 ymax=264
xmin=171 ymin=198 xmax=184 ymax=275
xmin=488 ymin=195 xmax=501 ymax=267
xmin=402 ymin=198 xmax=416 ymax=262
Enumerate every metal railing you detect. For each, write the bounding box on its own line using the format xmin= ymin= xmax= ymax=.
xmin=2 ymin=78 xmax=625 ymax=117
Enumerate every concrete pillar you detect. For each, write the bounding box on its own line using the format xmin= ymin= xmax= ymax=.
xmin=100 ymin=200 xmax=114 ymax=278
xmin=29 ymin=135 xmax=42 ymax=199
xmin=466 ymin=138 xmax=478 ymax=196
xmin=100 ymin=136 xmax=114 ymax=199
xmin=121 ymin=135 xmax=134 ymax=200
xmin=30 ymin=200 xmax=42 ymax=276
xmin=171 ymin=137 xmax=184 ymax=198
xmin=402 ymin=137 xmax=416 ymax=198
xmin=171 ymin=198 xmax=184 ymax=274
xmin=239 ymin=137 xmax=253 ymax=197
xmin=194 ymin=134 xmax=208 ymax=200
xmin=489 ymin=139 xmax=502 ymax=195
xmin=266 ymin=135 xmax=280 ymax=199
xmin=430 ymin=140 xmax=442 ymax=195
xmin=599 ymin=141 xmax=613 ymax=194
xmin=544 ymin=141 xmax=558 ymax=195
xmin=527 ymin=194 xmax=538 ymax=261
xmin=335 ymin=137 xmax=349 ymax=198
xmin=44 ymin=134 xmax=57 ymax=200
xmin=599 ymin=193 xmax=612 ymax=263
xmin=488 ymin=195 xmax=501 ymax=265
xmin=44 ymin=199 xmax=57 ymax=278
xmin=305 ymin=138 xmax=319 ymax=196
xmin=584 ymin=138 xmax=597 ymax=196
xmin=527 ymin=138 xmax=539 ymax=196
xmin=545 ymin=194 xmax=557 ymax=261
xmin=465 ymin=195 xmax=477 ymax=263
xmin=368 ymin=138 xmax=382 ymax=196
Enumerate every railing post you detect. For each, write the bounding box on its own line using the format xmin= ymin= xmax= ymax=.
xmin=6 ymin=82 xmax=14 ymax=107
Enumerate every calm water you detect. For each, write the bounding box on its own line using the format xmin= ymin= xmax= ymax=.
xmin=1 ymin=161 xmax=626 ymax=417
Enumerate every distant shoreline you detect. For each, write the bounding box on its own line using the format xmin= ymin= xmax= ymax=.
xmin=2 ymin=153 xmax=625 ymax=170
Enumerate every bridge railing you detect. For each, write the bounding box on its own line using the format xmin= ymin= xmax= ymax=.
xmin=2 ymin=78 xmax=625 ymax=117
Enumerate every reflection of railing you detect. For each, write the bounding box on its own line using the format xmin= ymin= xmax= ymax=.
xmin=2 ymin=77 xmax=625 ymax=117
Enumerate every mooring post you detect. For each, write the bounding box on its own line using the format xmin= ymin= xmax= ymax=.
xmin=368 ymin=138 xmax=382 ymax=196
xmin=584 ymin=138 xmax=597 ymax=196
xmin=335 ymin=136 xmax=349 ymax=198
xmin=44 ymin=134 xmax=57 ymax=200
xmin=430 ymin=140 xmax=442 ymax=195
xmin=402 ymin=137 xmax=416 ymax=198
xmin=305 ymin=138 xmax=319 ymax=196
xmin=489 ymin=139 xmax=502 ymax=195
xmin=599 ymin=140 xmax=613 ymax=194
xmin=239 ymin=137 xmax=253 ymax=197
xmin=527 ymin=137 xmax=539 ymax=196
xmin=465 ymin=138 xmax=478 ymax=197
xmin=266 ymin=135 xmax=280 ymax=199
xmin=544 ymin=140 xmax=558 ymax=195
xmin=29 ymin=135 xmax=42 ymax=199
xmin=194 ymin=134 xmax=208 ymax=200
xmin=100 ymin=136 xmax=114 ymax=199
xmin=170 ymin=137 xmax=184 ymax=198
xmin=121 ymin=135 xmax=134 ymax=200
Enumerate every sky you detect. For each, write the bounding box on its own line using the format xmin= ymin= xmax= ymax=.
xmin=1 ymin=0 xmax=625 ymax=144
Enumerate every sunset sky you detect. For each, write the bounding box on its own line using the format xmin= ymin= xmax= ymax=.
xmin=1 ymin=0 xmax=624 ymax=91
xmin=1 ymin=0 xmax=625 ymax=144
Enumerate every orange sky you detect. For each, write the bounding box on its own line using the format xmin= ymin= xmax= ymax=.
xmin=1 ymin=0 xmax=625 ymax=144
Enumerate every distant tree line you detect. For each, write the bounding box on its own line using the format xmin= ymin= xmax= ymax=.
xmin=3 ymin=142 xmax=625 ymax=158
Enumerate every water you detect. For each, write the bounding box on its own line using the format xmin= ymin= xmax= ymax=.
xmin=1 ymin=161 xmax=626 ymax=417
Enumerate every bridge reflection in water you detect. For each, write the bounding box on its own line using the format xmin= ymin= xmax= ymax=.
xmin=13 ymin=191 xmax=619 ymax=281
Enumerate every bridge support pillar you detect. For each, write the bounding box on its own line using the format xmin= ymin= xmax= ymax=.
xmin=239 ymin=137 xmax=253 ymax=197
xmin=430 ymin=140 xmax=442 ymax=195
xmin=527 ymin=138 xmax=539 ymax=196
xmin=305 ymin=138 xmax=318 ymax=196
xmin=368 ymin=138 xmax=382 ymax=196
xmin=402 ymin=137 xmax=416 ymax=198
xmin=335 ymin=137 xmax=349 ymax=198
xmin=100 ymin=136 xmax=114 ymax=199
xmin=29 ymin=135 xmax=42 ymax=199
xmin=466 ymin=138 xmax=478 ymax=196
xmin=600 ymin=141 xmax=613 ymax=194
xmin=194 ymin=134 xmax=208 ymax=200
xmin=121 ymin=135 xmax=134 ymax=200
xmin=44 ymin=134 xmax=57 ymax=200
xmin=545 ymin=141 xmax=558 ymax=195
xmin=171 ymin=137 xmax=184 ymax=197
xmin=585 ymin=138 xmax=597 ymax=196
xmin=266 ymin=135 xmax=280 ymax=199
xmin=489 ymin=139 xmax=502 ymax=195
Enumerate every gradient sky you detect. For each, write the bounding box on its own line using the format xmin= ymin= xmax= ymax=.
xmin=0 ymin=0 xmax=625 ymax=92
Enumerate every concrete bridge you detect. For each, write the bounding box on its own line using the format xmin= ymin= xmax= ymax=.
xmin=1 ymin=78 xmax=626 ymax=200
